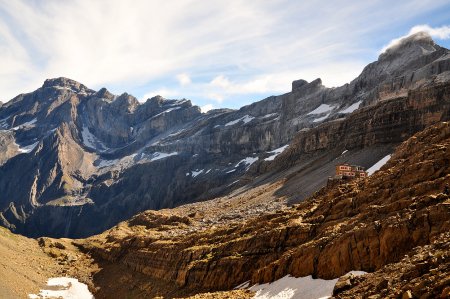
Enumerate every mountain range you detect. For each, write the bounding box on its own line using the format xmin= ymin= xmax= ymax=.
xmin=0 ymin=32 xmax=450 ymax=238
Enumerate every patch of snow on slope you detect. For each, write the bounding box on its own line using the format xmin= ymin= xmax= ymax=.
xmin=54 ymin=85 xmax=77 ymax=93
xmin=150 ymin=152 xmax=178 ymax=161
xmin=28 ymin=277 xmax=94 ymax=299
xmin=169 ymin=99 xmax=188 ymax=106
xmin=261 ymin=113 xmax=278 ymax=119
xmin=312 ymin=113 xmax=331 ymax=123
xmin=12 ymin=118 xmax=37 ymax=131
xmin=248 ymin=271 xmax=366 ymax=299
xmin=236 ymin=157 xmax=259 ymax=170
xmin=152 ymin=107 xmax=181 ymax=118
xmin=367 ymin=154 xmax=391 ymax=176
xmin=96 ymin=152 xmax=178 ymax=172
xmin=0 ymin=116 xmax=10 ymax=129
xmin=18 ymin=141 xmax=39 ymax=153
xmin=225 ymin=115 xmax=255 ymax=126
xmin=191 ymin=169 xmax=204 ymax=178
xmin=339 ymin=101 xmax=362 ymax=114
xmin=307 ymin=104 xmax=334 ymax=115
xmin=168 ymin=129 xmax=185 ymax=137
xmin=264 ymin=145 xmax=289 ymax=161
xmin=81 ymin=125 xmax=107 ymax=151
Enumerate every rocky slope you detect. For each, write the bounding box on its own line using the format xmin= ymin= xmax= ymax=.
xmin=0 ymin=32 xmax=450 ymax=238
xmin=64 ymin=121 xmax=450 ymax=298
xmin=0 ymin=227 xmax=63 ymax=298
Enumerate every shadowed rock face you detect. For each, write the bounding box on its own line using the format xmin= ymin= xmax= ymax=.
xmin=0 ymin=33 xmax=450 ymax=238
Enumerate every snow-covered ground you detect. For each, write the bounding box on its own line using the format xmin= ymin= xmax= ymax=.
xmin=339 ymin=101 xmax=362 ymax=114
xmin=264 ymin=145 xmax=289 ymax=161
xmin=28 ymin=277 xmax=94 ymax=299
xmin=307 ymin=104 xmax=334 ymax=115
xmin=245 ymin=271 xmax=366 ymax=299
xmin=225 ymin=115 xmax=255 ymax=126
xmin=367 ymin=154 xmax=391 ymax=176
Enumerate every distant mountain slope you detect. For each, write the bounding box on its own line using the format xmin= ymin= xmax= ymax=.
xmin=0 ymin=32 xmax=449 ymax=237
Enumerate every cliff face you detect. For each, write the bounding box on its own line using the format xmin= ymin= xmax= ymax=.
xmin=0 ymin=32 xmax=450 ymax=238
xmin=76 ymin=122 xmax=450 ymax=298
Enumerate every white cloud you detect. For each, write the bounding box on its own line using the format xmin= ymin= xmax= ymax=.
xmin=200 ymin=104 xmax=214 ymax=113
xmin=206 ymin=93 xmax=224 ymax=103
xmin=381 ymin=24 xmax=450 ymax=53
xmin=0 ymin=0 xmax=449 ymax=107
xmin=176 ymin=73 xmax=191 ymax=86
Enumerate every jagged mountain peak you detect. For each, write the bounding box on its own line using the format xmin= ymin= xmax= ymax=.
xmin=42 ymin=77 xmax=92 ymax=93
xmin=379 ymin=31 xmax=439 ymax=60
xmin=95 ymin=87 xmax=115 ymax=101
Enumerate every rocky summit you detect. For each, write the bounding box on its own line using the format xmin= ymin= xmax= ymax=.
xmin=0 ymin=32 xmax=450 ymax=298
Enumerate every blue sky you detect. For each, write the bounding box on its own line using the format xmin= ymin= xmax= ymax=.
xmin=0 ymin=0 xmax=449 ymax=111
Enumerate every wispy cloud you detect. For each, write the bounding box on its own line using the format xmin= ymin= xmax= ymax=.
xmin=381 ymin=24 xmax=450 ymax=53
xmin=0 ymin=0 xmax=449 ymax=108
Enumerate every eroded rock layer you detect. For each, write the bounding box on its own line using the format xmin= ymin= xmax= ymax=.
xmin=78 ymin=122 xmax=450 ymax=298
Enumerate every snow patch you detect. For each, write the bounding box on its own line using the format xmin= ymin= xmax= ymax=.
xmin=96 ymin=151 xmax=178 ymax=171
xmin=152 ymin=107 xmax=181 ymax=118
xmin=261 ymin=113 xmax=278 ymax=119
xmin=191 ymin=169 xmax=204 ymax=178
xmin=150 ymin=152 xmax=178 ymax=161
xmin=81 ymin=125 xmax=108 ymax=151
xmin=248 ymin=271 xmax=366 ymax=299
xmin=341 ymin=150 xmax=348 ymax=155
xmin=312 ymin=113 xmax=331 ymax=123
xmin=227 ymin=180 xmax=239 ymax=187
xmin=307 ymin=104 xmax=334 ymax=115
xmin=169 ymin=99 xmax=188 ymax=106
xmin=225 ymin=115 xmax=255 ymax=126
xmin=236 ymin=157 xmax=259 ymax=170
xmin=264 ymin=145 xmax=289 ymax=161
xmin=168 ymin=129 xmax=185 ymax=137
xmin=54 ymin=86 xmax=78 ymax=93
xmin=367 ymin=154 xmax=391 ymax=176
xmin=18 ymin=141 xmax=39 ymax=154
xmin=339 ymin=101 xmax=362 ymax=114
xmin=28 ymin=277 xmax=94 ymax=299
